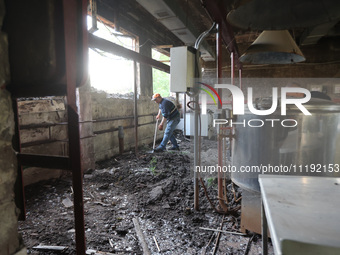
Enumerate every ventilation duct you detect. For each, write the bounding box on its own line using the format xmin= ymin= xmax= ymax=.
xmin=239 ymin=30 xmax=306 ymax=64
xmin=136 ymin=0 xmax=215 ymax=61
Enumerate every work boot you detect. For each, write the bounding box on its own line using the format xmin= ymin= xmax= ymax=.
xmin=154 ymin=146 xmax=165 ymax=152
xmin=168 ymin=146 xmax=180 ymax=151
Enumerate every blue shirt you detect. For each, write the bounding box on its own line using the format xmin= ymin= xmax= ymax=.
xmin=159 ymin=98 xmax=179 ymax=120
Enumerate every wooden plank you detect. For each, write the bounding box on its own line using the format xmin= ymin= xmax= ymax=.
xmin=88 ymin=34 xmax=170 ymax=73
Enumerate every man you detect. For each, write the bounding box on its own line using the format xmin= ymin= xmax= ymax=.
xmin=152 ymin=93 xmax=180 ymax=152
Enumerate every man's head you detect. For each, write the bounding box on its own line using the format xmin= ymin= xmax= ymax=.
xmin=152 ymin=93 xmax=162 ymax=104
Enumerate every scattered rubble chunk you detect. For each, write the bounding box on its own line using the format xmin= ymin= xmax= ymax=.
xmin=62 ymin=197 xmax=73 ymax=208
xmin=33 ymin=245 xmax=67 ymax=251
xmin=148 ymin=186 xmax=163 ymax=203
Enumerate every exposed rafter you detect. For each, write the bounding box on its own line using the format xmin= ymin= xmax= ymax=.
xmin=88 ymin=33 xmax=170 ymax=73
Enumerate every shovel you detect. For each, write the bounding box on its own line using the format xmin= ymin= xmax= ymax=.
xmin=147 ymin=119 xmax=159 ymax=153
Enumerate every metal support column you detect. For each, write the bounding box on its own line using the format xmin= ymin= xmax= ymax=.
xmin=194 ymin=84 xmax=199 ymax=210
xmin=261 ymin=198 xmax=268 ymax=255
xmin=63 ymin=0 xmax=87 ymax=253
xmin=239 ymin=69 xmax=242 ymax=90
xmin=134 ymin=61 xmax=138 ymax=155
xmin=216 ymin=23 xmax=229 ymax=212
xmin=183 ymin=93 xmax=186 ymax=136
xmin=231 ymin=52 xmax=234 ymax=85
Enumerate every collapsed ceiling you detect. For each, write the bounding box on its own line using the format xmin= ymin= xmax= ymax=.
xmin=95 ymin=0 xmax=340 ymax=69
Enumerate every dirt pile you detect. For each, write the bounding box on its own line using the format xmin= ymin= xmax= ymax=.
xmin=19 ymin=137 xmax=272 ymax=254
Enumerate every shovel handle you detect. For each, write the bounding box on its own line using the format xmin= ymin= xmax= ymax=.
xmin=152 ymin=119 xmax=159 ymax=150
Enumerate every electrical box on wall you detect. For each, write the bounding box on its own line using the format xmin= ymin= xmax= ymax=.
xmin=170 ymin=46 xmax=196 ymax=92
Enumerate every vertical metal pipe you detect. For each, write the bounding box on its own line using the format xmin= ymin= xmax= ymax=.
xmin=229 ymin=54 xmax=236 ymax=160
xmin=230 ymin=52 xmax=235 ymax=113
xmin=231 ymin=52 xmax=234 ymax=85
xmin=183 ymin=93 xmax=186 ymax=136
xmin=217 ymin=23 xmax=229 ymax=212
xmin=193 ymin=22 xmax=217 ymax=211
xmin=134 ymin=61 xmax=138 ymax=155
xmin=261 ymin=199 xmax=268 ymax=255
xmin=239 ymin=69 xmax=242 ymax=90
xmin=192 ymin=22 xmax=216 ymax=211
xmin=63 ymin=0 xmax=86 ymax=253
xmin=194 ymin=77 xmax=199 ymax=210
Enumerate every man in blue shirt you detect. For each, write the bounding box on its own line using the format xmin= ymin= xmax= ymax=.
xmin=152 ymin=93 xmax=180 ymax=152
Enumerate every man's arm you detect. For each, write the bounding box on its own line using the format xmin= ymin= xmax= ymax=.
xmin=156 ymin=109 xmax=162 ymax=119
xmin=156 ymin=109 xmax=166 ymax=130
xmin=159 ymin=116 xmax=166 ymax=130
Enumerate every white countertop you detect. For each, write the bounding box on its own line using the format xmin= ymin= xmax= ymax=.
xmin=259 ymin=175 xmax=340 ymax=255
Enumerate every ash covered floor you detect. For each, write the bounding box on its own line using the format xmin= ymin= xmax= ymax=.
xmin=18 ymin=136 xmax=273 ymax=254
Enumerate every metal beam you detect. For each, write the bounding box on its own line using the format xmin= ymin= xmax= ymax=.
xmin=17 ymin=153 xmax=70 ymax=170
xmin=88 ymin=33 xmax=170 ymax=73
xmin=63 ymin=0 xmax=87 ymax=253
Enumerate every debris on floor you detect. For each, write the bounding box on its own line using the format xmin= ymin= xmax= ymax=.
xmin=18 ymin=136 xmax=273 ymax=254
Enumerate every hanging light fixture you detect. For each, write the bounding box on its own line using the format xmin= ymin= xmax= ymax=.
xmin=239 ymin=30 xmax=305 ymax=64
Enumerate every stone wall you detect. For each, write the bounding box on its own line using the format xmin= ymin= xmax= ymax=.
xmin=17 ymin=97 xmax=68 ymax=186
xmin=202 ymin=62 xmax=340 ymax=104
xmin=78 ymin=82 xmax=96 ymax=172
xmin=92 ymin=91 xmax=162 ymax=161
xmin=0 ymin=0 xmax=26 ymax=252
xmin=16 ymin=89 xmax=162 ymax=174
xmin=0 ymin=89 xmax=23 ymax=254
